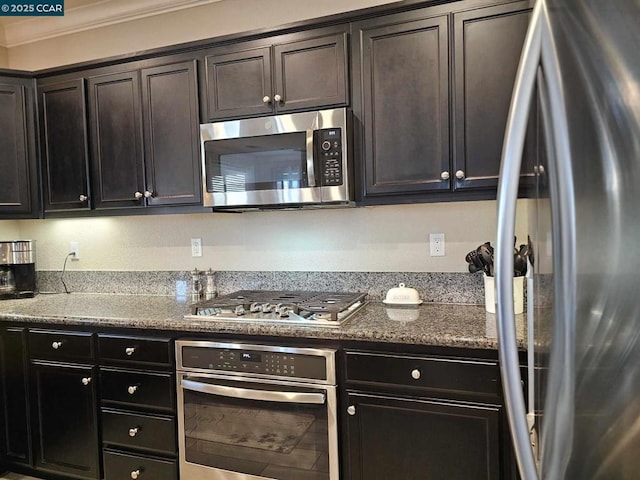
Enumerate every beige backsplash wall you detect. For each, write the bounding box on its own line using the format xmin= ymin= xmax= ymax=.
xmin=0 ymin=220 xmax=21 ymax=239
xmin=15 ymin=200 xmax=531 ymax=272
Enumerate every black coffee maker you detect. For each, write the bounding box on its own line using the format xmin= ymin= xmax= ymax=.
xmin=0 ymin=240 xmax=37 ymax=299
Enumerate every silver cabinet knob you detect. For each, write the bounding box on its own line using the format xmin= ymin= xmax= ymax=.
xmin=82 ymin=377 xmax=92 ymax=386
xmin=134 ymin=191 xmax=143 ymax=199
xmin=125 ymin=347 xmax=136 ymax=356
xmin=130 ymin=470 xmax=141 ymax=480
xmin=127 ymin=385 xmax=138 ymax=395
xmin=144 ymin=190 xmax=153 ymax=198
xmin=411 ymin=368 xmax=421 ymax=380
xmin=262 ymin=95 xmax=271 ymax=104
xmin=455 ymin=170 xmax=465 ymax=180
xmin=347 ymin=405 xmax=356 ymax=416
xmin=79 ymin=194 xmax=88 ymax=202
xmin=129 ymin=427 xmax=139 ymax=437
xmin=51 ymin=341 xmax=63 ymax=349
xmin=440 ymin=171 xmax=450 ymax=181
xmin=273 ymin=94 xmax=283 ymax=103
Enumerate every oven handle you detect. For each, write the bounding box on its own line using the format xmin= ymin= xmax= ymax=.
xmin=306 ymin=130 xmax=317 ymax=187
xmin=181 ymin=378 xmax=326 ymax=405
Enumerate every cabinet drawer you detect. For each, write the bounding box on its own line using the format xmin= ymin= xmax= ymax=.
xmin=99 ymin=335 xmax=173 ymax=367
xmin=102 ymin=408 xmax=176 ymax=455
xmin=28 ymin=329 xmax=94 ymax=362
xmin=344 ymin=351 xmax=500 ymax=398
xmin=104 ymin=449 xmax=177 ymax=480
xmin=101 ymin=368 xmax=174 ymax=411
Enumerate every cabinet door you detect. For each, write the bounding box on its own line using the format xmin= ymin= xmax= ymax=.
xmin=205 ymin=46 xmax=273 ymax=120
xmin=0 ymin=82 xmax=33 ymax=215
xmin=353 ymin=13 xmax=450 ymax=198
xmin=453 ymin=1 xmax=535 ymax=191
xmin=88 ymin=71 xmax=145 ymax=209
xmin=345 ymin=392 xmax=501 ymax=480
xmin=273 ymin=31 xmax=348 ymax=113
xmin=31 ymin=361 xmax=100 ymax=479
xmin=0 ymin=328 xmax=31 ymax=465
xmin=141 ymin=61 xmax=202 ymax=206
xmin=39 ymin=79 xmax=91 ymax=211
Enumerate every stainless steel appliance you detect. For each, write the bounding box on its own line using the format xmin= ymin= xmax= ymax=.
xmin=186 ymin=290 xmax=367 ymax=327
xmin=496 ymin=1 xmax=640 ymax=478
xmin=176 ymin=340 xmax=339 ymax=480
xmin=0 ymin=240 xmax=36 ymax=299
xmin=200 ymin=108 xmax=352 ymax=209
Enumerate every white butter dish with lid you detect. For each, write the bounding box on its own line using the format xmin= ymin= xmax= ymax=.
xmin=383 ymin=283 xmax=423 ymax=306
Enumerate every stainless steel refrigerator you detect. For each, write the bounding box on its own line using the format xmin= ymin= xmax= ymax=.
xmin=495 ymin=0 xmax=640 ymax=478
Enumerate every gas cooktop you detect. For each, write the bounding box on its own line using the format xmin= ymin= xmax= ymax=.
xmin=184 ymin=290 xmax=367 ymax=327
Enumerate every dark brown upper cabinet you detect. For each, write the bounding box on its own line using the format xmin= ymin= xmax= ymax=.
xmin=88 ymin=70 xmax=145 ymax=210
xmin=204 ymin=27 xmax=348 ymax=121
xmin=140 ymin=60 xmax=202 ymax=207
xmin=87 ymin=59 xmax=201 ymax=210
xmin=39 ymin=79 xmax=91 ymax=212
xmin=352 ymin=10 xmax=450 ymax=200
xmin=452 ymin=1 xmax=535 ymax=191
xmin=0 ymin=76 xmax=38 ymax=218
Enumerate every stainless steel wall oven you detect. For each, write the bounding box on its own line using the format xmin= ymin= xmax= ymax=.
xmin=176 ymin=340 xmax=339 ymax=480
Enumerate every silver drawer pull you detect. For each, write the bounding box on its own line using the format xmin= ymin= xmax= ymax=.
xmin=125 ymin=347 xmax=136 ymax=356
xmin=51 ymin=341 xmax=63 ymax=349
xmin=130 ymin=469 xmax=141 ymax=479
xmin=411 ymin=368 xmax=421 ymax=380
xmin=347 ymin=405 xmax=356 ymax=416
xmin=129 ymin=427 xmax=139 ymax=437
xmin=127 ymin=385 xmax=138 ymax=395
xmin=81 ymin=377 xmax=92 ymax=386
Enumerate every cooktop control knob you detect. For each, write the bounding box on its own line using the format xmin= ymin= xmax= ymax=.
xmin=276 ymin=303 xmax=291 ymax=317
xmin=234 ymin=305 xmax=245 ymax=316
xmin=261 ymin=303 xmax=274 ymax=313
xmin=249 ymin=302 xmax=261 ymax=313
xmin=321 ymin=140 xmax=331 ymax=151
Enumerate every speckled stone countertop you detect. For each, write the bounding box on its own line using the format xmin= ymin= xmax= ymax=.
xmin=0 ymin=293 xmax=527 ymax=350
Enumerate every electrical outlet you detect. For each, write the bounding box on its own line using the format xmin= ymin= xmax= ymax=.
xmin=429 ymin=233 xmax=445 ymax=257
xmin=70 ymin=241 xmax=80 ymax=260
xmin=191 ymin=238 xmax=203 ymax=257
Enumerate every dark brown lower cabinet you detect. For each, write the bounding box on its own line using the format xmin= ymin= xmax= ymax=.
xmin=0 ymin=327 xmax=31 ymax=465
xmin=103 ymin=448 xmax=177 ymax=480
xmin=31 ymin=361 xmax=100 ymax=479
xmin=345 ymin=392 xmax=501 ymax=480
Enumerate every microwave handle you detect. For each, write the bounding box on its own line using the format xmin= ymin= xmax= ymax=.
xmin=182 ymin=377 xmax=326 ymax=405
xmin=306 ymin=130 xmax=317 ymax=187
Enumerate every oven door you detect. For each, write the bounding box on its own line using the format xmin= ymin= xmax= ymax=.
xmin=177 ymin=373 xmax=339 ymax=480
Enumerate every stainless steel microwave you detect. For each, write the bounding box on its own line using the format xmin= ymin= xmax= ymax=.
xmin=200 ymin=108 xmax=352 ymax=209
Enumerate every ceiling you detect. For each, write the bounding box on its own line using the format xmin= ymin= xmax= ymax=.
xmin=0 ymin=0 xmax=223 ymax=48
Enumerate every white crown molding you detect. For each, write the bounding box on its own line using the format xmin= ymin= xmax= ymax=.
xmin=0 ymin=0 xmax=223 ymax=48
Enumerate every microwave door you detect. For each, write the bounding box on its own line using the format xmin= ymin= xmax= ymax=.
xmin=203 ymin=132 xmax=322 ymax=208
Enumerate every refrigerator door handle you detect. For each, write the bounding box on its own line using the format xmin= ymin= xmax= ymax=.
xmin=496 ymin=1 xmax=543 ymax=479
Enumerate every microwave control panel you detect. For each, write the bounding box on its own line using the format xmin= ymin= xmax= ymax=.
xmin=318 ymin=128 xmax=343 ymax=186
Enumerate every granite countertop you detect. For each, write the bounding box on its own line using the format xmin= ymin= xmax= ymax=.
xmin=0 ymin=293 xmax=527 ymax=350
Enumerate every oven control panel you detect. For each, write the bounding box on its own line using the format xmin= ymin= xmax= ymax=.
xmin=180 ymin=344 xmax=330 ymax=382
xmin=317 ymin=128 xmax=343 ymax=187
